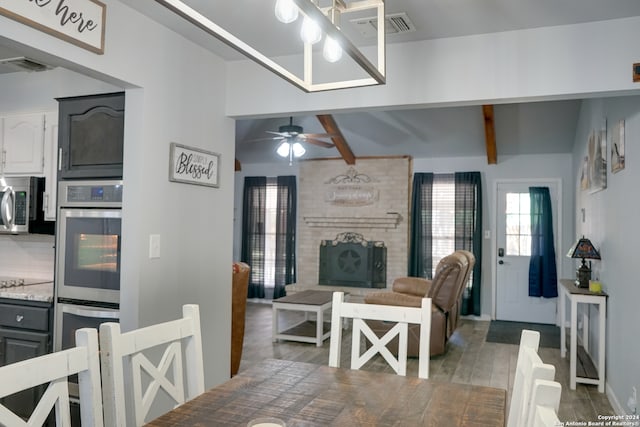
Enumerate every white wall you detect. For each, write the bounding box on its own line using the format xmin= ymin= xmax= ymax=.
xmin=0 ymin=0 xmax=235 ymax=398
xmin=225 ymin=17 xmax=640 ymax=119
xmin=571 ymin=94 xmax=640 ymax=415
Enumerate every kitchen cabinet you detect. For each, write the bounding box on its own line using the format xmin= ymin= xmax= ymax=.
xmin=1 ymin=112 xmax=45 ymax=175
xmin=0 ymin=298 xmax=52 ymax=421
xmin=57 ymin=92 xmax=125 ymax=179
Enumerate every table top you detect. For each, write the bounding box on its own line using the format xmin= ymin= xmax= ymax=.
xmin=145 ymin=359 xmax=506 ymax=427
xmin=559 ymin=279 xmax=608 ymax=298
xmin=273 ymin=290 xmax=337 ymax=305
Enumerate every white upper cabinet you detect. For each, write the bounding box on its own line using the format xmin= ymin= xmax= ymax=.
xmin=43 ymin=111 xmax=58 ymax=220
xmin=1 ymin=113 xmax=45 ymax=175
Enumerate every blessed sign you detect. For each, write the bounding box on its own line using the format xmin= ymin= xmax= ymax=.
xmin=169 ymin=143 xmax=220 ymax=188
xmin=0 ymin=0 xmax=106 ymax=54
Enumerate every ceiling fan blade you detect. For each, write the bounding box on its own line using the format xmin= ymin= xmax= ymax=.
xmin=304 ymin=138 xmax=335 ymax=148
xmin=265 ymin=130 xmax=291 ymax=137
xmin=244 ymin=136 xmax=285 ymax=143
xmin=302 ymin=133 xmax=337 ymax=139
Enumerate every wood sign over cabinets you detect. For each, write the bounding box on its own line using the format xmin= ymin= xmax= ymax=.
xmin=0 ymin=0 xmax=106 ymax=54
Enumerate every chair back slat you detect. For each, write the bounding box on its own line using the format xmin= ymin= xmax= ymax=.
xmin=527 ymin=379 xmax=562 ymax=427
xmin=329 ymin=291 xmax=431 ymax=379
xmin=0 ymin=328 xmax=103 ymax=427
xmin=507 ymin=330 xmax=556 ymax=427
xmin=100 ymin=304 xmax=205 ymax=426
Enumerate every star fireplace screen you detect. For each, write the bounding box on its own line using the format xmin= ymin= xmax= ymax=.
xmin=318 ymin=232 xmax=386 ymax=288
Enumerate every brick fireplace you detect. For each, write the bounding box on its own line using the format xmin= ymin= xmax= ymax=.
xmin=294 ymin=157 xmax=411 ymax=293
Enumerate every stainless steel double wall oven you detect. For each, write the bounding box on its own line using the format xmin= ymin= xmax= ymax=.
xmin=54 ymin=180 xmax=122 ymax=394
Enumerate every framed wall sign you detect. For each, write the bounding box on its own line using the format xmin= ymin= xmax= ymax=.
xmin=169 ymin=143 xmax=220 ymax=188
xmin=0 ymin=0 xmax=106 ymax=54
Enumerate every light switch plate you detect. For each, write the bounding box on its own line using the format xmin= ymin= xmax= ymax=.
xmin=149 ymin=234 xmax=161 ymax=259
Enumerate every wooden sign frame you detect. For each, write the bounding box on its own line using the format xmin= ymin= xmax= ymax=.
xmin=0 ymin=0 xmax=106 ymax=54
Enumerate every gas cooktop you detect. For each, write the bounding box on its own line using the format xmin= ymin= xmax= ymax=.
xmin=0 ymin=276 xmax=53 ymax=289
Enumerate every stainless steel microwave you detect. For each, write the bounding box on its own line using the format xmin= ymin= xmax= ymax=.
xmin=0 ymin=176 xmax=53 ymax=235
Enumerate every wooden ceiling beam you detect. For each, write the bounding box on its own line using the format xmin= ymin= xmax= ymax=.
xmin=482 ymin=104 xmax=497 ymax=165
xmin=316 ymin=114 xmax=356 ymax=165
xmin=235 ymin=158 xmax=241 ymax=171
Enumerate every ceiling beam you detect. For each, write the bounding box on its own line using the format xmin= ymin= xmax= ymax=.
xmin=235 ymin=158 xmax=241 ymax=171
xmin=316 ymin=114 xmax=356 ymax=165
xmin=482 ymin=104 xmax=497 ymax=164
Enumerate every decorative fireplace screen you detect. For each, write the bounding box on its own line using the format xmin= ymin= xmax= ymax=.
xmin=318 ymin=232 xmax=386 ymax=288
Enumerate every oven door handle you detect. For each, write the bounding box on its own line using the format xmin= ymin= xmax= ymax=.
xmin=61 ymin=304 xmax=119 ymax=319
xmin=1 ymin=187 xmax=15 ymax=230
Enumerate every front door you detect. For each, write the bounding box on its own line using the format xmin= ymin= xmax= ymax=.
xmin=495 ymin=182 xmax=558 ymax=324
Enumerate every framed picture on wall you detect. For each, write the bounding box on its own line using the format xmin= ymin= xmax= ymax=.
xmin=587 ymin=125 xmax=607 ymax=193
xmin=611 ymin=119 xmax=625 ymax=173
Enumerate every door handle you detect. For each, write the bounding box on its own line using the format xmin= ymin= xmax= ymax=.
xmin=498 ymin=260 xmax=504 ymax=265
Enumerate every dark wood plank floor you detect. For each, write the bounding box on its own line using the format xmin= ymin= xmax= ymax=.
xmin=238 ymin=302 xmax=614 ymax=423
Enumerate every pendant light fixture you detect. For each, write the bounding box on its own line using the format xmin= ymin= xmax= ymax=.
xmin=156 ymin=0 xmax=386 ymax=93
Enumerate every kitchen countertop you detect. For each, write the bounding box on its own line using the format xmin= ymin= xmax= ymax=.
xmin=0 ymin=283 xmax=54 ymax=303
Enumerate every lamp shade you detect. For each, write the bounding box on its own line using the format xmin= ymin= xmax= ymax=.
xmin=567 ymin=237 xmax=601 ymax=260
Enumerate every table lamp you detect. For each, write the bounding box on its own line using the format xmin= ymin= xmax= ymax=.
xmin=567 ymin=236 xmax=601 ymax=288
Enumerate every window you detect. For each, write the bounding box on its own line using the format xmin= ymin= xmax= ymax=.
xmin=263 ymin=180 xmax=278 ymax=288
xmin=431 ymin=175 xmax=455 ymax=277
xmin=241 ymin=175 xmax=297 ymax=299
xmin=505 ymin=192 xmax=531 ymax=256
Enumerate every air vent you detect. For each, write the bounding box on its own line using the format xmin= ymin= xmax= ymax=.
xmin=0 ymin=57 xmax=53 ymax=73
xmin=350 ymin=12 xmax=416 ymax=39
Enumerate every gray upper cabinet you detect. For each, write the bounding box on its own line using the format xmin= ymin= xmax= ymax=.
xmin=57 ymin=92 xmax=125 ymax=180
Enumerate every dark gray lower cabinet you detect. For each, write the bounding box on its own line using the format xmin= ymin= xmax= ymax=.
xmin=0 ymin=299 xmax=53 ymax=421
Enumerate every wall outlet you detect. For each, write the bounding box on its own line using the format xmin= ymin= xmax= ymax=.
xmin=628 ymin=386 xmax=637 ymax=414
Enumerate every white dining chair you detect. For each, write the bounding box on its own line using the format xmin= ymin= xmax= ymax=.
xmin=527 ymin=379 xmax=562 ymax=427
xmin=0 ymin=328 xmax=103 ymax=427
xmin=329 ymin=291 xmax=431 ymax=379
xmin=507 ymin=329 xmax=556 ymax=427
xmin=100 ymin=304 xmax=205 ymax=427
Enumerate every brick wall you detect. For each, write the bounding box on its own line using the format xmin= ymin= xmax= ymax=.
xmin=297 ymin=157 xmax=410 ymax=289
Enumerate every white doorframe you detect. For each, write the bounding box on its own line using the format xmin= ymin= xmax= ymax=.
xmin=491 ymin=178 xmax=563 ymax=321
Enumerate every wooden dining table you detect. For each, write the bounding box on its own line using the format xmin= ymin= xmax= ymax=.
xmin=145 ymin=358 xmax=506 ymax=427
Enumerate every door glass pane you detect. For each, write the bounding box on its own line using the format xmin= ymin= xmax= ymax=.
xmin=505 ymin=192 xmax=531 ymax=256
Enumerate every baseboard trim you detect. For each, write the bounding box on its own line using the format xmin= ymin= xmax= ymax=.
xmin=607 ymin=383 xmax=628 ymax=416
xmin=460 ymin=314 xmax=492 ymax=322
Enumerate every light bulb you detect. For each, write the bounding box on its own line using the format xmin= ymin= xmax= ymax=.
xmin=300 ymin=16 xmax=322 ymax=44
xmin=276 ymin=142 xmax=290 ymax=157
xmin=274 ymin=0 xmax=298 ymax=24
xmin=292 ymin=142 xmax=306 ymax=157
xmin=323 ymin=36 xmax=342 ymax=62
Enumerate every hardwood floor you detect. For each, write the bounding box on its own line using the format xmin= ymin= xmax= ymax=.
xmin=238 ymin=302 xmax=614 ymax=423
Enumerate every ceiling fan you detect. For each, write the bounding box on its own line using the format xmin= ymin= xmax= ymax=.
xmin=259 ymin=117 xmax=336 ymax=147
xmin=250 ymin=117 xmax=336 ymax=164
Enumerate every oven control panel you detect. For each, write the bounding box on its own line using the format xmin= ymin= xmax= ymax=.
xmin=59 ymin=180 xmax=123 ymax=207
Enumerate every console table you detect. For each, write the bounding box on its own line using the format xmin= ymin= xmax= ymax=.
xmin=559 ymin=279 xmax=608 ymax=392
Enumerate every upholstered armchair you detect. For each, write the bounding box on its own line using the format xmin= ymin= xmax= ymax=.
xmin=364 ymin=250 xmax=473 ymax=356
xmin=231 ymin=262 xmax=250 ymax=377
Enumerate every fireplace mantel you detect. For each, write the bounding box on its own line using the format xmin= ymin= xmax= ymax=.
xmin=303 ymin=212 xmax=401 ymax=229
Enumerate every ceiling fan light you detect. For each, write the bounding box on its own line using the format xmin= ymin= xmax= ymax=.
xmin=276 ymin=142 xmax=291 ymax=157
xmin=292 ymin=142 xmax=306 ymax=157
xmin=323 ymin=36 xmax=342 ymax=62
xmin=300 ymin=16 xmax=322 ymax=44
xmin=274 ymin=0 xmax=298 ymax=24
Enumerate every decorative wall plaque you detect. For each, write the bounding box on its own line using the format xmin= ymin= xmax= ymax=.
xmin=169 ymin=142 xmax=220 ymax=188
xmin=0 ymin=0 xmax=106 ymax=54
xmin=325 ymin=167 xmax=378 ymax=206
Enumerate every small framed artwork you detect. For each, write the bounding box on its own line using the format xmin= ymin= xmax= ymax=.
xmin=169 ymin=142 xmax=220 ymax=188
xmin=587 ymin=125 xmax=607 ymax=193
xmin=611 ymin=119 xmax=625 ymax=173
